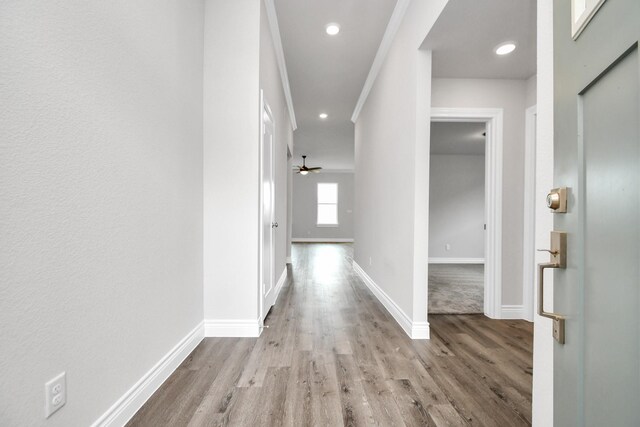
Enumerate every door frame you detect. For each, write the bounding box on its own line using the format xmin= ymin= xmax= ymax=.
xmin=430 ymin=107 xmax=504 ymax=318
xmin=259 ymin=90 xmax=276 ymax=325
xmin=522 ymin=105 xmax=537 ymax=322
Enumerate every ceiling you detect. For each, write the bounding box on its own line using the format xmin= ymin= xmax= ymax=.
xmin=430 ymin=122 xmax=486 ymax=155
xmin=423 ymin=0 xmax=536 ymax=79
xmin=275 ymin=0 xmax=536 ymax=168
xmin=274 ymin=0 xmax=398 ymax=170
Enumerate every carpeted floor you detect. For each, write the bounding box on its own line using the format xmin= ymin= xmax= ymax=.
xmin=428 ymin=264 xmax=484 ymax=314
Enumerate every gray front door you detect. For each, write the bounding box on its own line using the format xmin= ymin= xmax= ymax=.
xmin=553 ymin=1 xmax=639 ymax=425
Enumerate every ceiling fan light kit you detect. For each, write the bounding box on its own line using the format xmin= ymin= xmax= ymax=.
xmin=294 ymin=155 xmax=322 ymax=175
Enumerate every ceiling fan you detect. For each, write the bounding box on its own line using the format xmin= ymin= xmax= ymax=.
xmin=294 ymin=155 xmax=322 ymax=175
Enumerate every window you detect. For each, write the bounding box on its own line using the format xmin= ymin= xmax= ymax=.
xmin=317 ymin=183 xmax=338 ymax=226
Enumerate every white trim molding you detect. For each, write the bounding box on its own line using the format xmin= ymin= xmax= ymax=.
xmin=501 ymin=305 xmax=525 ymax=320
xmin=430 ymin=108 xmax=504 ymax=319
xmin=274 ymin=267 xmax=288 ymax=304
xmin=351 ymin=0 xmax=411 ymax=123
xmin=91 ymin=322 xmax=204 ymax=427
xmin=204 ymin=319 xmax=261 ymax=337
xmin=353 ymin=261 xmax=430 ymax=339
xmin=522 ymin=105 xmax=537 ymax=322
xmin=571 ymin=0 xmax=607 ymax=40
xmin=264 ymin=0 xmax=297 ymax=130
xmin=286 ymin=256 xmax=292 ymax=264
xmin=428 ymin=257 xmax=485 ymax=264
xmin=292 ymin=238 xmax=354 ymax=243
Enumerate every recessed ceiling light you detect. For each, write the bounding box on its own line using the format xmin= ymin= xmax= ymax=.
xmin=325 ymin=23 xmax=340 ymax=36
xmin=495 ymin=42 xmax=516 ymax=55
xmin=319 ymin=113 xmax=328 ymax=119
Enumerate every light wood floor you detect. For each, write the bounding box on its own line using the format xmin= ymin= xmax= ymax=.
xmin=128 ymin=243 xmax=532 ymax=426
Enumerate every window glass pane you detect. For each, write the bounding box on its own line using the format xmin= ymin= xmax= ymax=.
xmin=317 ymin=183 xmax=338 ymax=204
xmin=317 ymin=204 xmax=338 ymax=225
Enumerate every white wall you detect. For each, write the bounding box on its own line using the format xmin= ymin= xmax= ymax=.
xmin=429 ymin=155 xmax=485 ymax=259
xmin=292 ymin=173 xmax=354 ymax=240
xmin=354 ymin=0 xmax=449 ymax=330
xmin=431 ymin=78 xmax=527 ymax=305
xmin=203 ymin=0 xmax=261 ymax=323
xmin=0 ymin=1 xmax=204 ymax=425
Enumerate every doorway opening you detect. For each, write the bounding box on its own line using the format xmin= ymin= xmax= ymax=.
xmin=428 ymin=121 xmax=486 ymax=314
xmin=429 ymin=108 xmax=504 ymax=318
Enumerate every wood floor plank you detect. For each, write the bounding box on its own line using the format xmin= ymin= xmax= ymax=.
xmin=282 ymin=350 xmax=314 ymax=426
xmin=358 ymin=364 xmax=406 ymax=426
xmin=128 ymin=244 xmax=532 ymax=427
xmin=387 ymin=379 xmax=437 ymax=427
xmin=309 ymin=355 xmax=343 ymax=426
xmin=334 ymin=353 xmax=377 ymax=426
xmin=256 ymin=367 xmax=290 ymax=427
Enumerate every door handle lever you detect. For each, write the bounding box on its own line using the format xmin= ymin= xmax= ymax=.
xmin=537 ymin=248 xmax=559 ymax=255
xmin=537 ymin=231 xmax=568 ymax=344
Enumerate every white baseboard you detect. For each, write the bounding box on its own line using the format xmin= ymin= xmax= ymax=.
xmin=428 ymin=257 xmax=485 ymax=264
xmin=274 ymin=267 xmax=288 ymax=303
xmin=410 ymin=322 xmax=430 ymax=339
xmin=204 ymin=319 xmax=261 ymax=337
xmin=91 ymin=321 xmax=204 ymax=427
xmin=352 ymin=261 xmax=430 ymax=339
xmin=292 ymin=238 xmax=354 ymax=243
xmin=501 ymin=305 xmax=524 ymax=320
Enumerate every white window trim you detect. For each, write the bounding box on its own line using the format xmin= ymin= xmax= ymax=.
xmin=316 ymin=182 xmax=339 ymax=227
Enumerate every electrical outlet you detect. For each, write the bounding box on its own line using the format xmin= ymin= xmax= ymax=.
xmin=369 ymin=257 xmax=372 ymax=266
xmin=45 ymin=372 xmax=66 ymax=418
xmin=445 ymin=244 xmax=451 ymax=251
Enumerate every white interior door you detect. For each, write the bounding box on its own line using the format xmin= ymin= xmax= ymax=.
xmin=261 ymin=99 xmax=276 ymax=321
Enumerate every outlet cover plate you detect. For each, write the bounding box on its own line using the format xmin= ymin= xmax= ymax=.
xmin=45 ymin=372 xmax=66 ymax=418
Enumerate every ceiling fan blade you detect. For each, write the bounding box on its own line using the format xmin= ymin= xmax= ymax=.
xmin=307 ymin=167 xmax=322 ymax=171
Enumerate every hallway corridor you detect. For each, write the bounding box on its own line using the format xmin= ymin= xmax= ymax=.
xmin=128 ymin=244 xmax=533 ymax=426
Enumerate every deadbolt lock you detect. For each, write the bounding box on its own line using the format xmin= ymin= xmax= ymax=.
xmin=546 ymin=187 xmax=567 ymax=213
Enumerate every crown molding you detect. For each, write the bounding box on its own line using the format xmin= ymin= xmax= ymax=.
xmin=264 ymin=0 xmax=297 ymax=130
xmin=350 ymin=0 xmax=411 ymax=123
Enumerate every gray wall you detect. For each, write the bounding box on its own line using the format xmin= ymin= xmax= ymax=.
xmin=429 ymin=155 xmax=485 ymax=259
xmin=432 ymin=78 xmax=528 ymax=305
xmin=293 ymin=172 xmax=354 ymax=240
xmin=0 ymin=1 xmax=204 ymax=424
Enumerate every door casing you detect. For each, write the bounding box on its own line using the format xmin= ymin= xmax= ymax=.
xmin=522 ymin=105 xmax=537 ymax=322
xmin=430 ymin=107 xmax=504 ymax=319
